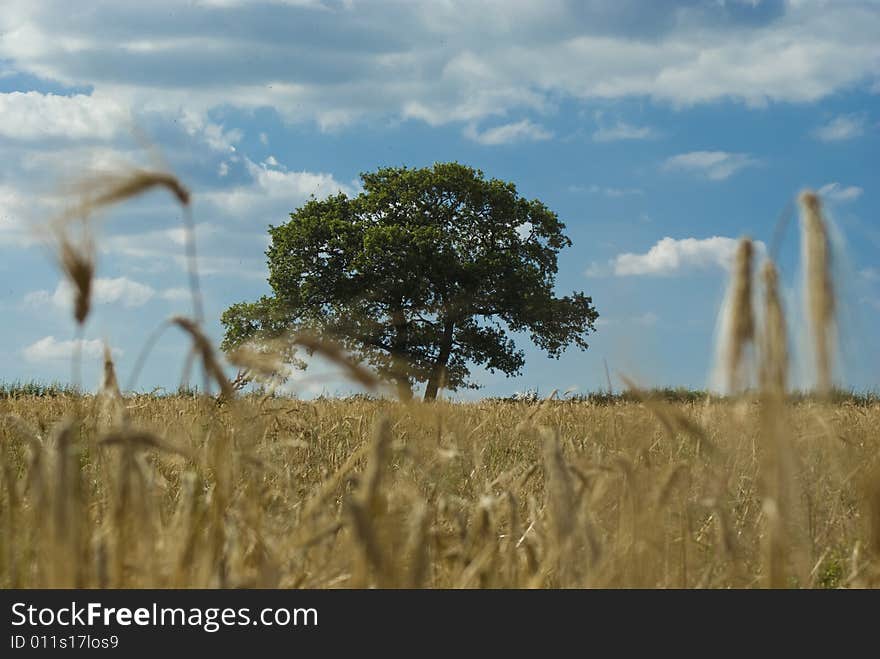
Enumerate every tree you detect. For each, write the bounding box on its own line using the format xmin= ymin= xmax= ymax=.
xmin=221 ymin=162 xmax=599 ymax=400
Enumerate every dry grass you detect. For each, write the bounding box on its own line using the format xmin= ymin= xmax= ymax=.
xmin=1 ymin=392 xmax=878 ymax=588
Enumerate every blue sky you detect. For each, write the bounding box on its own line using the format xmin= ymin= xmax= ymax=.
xmin=0 ymin=0 xmax=878 ymax=398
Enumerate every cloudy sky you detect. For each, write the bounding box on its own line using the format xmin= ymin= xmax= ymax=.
xmin=1 ymin=0 xmax=878 ymax=397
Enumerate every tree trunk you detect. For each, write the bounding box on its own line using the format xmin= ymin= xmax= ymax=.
xmin=390 ymin=307 xmax=413 ymax=401
xmin=395 ymin=375 xmax=413 ymax=401
xmin=424 ymin=322 xmax=454 ymax=401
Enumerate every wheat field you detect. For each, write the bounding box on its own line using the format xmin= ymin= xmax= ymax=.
xmin=1 ymin=390 xmax=878 ymax=589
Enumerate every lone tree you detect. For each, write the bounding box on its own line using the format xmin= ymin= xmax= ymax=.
xmin=221 ymin=162 xmax=599 ymax=400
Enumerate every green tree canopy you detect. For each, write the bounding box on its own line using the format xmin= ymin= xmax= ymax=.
xmin=221 ymin=162 xmax=598 ymax=400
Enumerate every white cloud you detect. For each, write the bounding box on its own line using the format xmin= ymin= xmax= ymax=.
xmin=812 ymin=113 xmax=867 ymax=142
xmin=663 ymin=151 xmax=758 ymax=180
xmin=464 ymin=120 xmax=552 ymax=146
xmin=25 ymin=277 xmax=156 ymax=310
xmin=861 ymin=267 xmax=879 ymax=282
xmin=25 ymin=277 xmax=203 ymax=313
xmin=195 ymin=0 xmax=325 ymax=7
xmin=100 ymin=223 xmax=267 ymax=279
xmin=22 ymin=336 xmax=120 ymax=362
xmin=594 ymin=311 xmax=659 ymax=327
xmin=588 ymin=236 xmax=767 ymax=277
xmin=178 ymin=110 xmax=242 ymax=152
xmin=94 ymin=277 xmax=155 ymax=306
xmin=573 ymin=184 xmax=643 ymax=197
xmin=0 ymin=186 xmax=39 ymax=246
xmin=202 ymin=157 xmax=355 ymax=221
xmin=259 ymin=132 xmax=269 ymax=145
xmin=18 ymin=144 xmax=144 ymax=180
xmin=818 ymin=182 xmax=863 ymax=202
xmin=593 ymin=120 xmax=656 ymax=142
xmin=159 ymin=287 xmax=192 ymax=301
xmin=102 ymin=222 xmax=217 ymax=256
xmin=0 ymin=183 xmax=71 ymax=247
xmin=0 ymin=91 xmax=129 ymax=140
xmin=0 ymin=3 xmax=877 ymax=129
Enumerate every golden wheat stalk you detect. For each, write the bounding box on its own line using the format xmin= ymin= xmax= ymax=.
xmin=64 ymin=168 xmax=202 ymax=322
xmin=725 ymin=238 xmax=756 ymax=393
xmin=291 ymin=333 xmax=380 ymax=391
xmin=100 ymin=344 xmax=122 ymax=398
xmin=98 ymin=429 xmax=194 ymax=460
xmin=53 ymin=220 xmax=95 ymax=326
xmin=405 ymin=499 xmax=431 ymax=588
xmin=799 ymin=190 xmax=835 ymax=394
xmin=171 ymin=316 xmax=235 ymax=400
xmin=759 ymin=260 xmax=788 ymax=395
xmin=541 ymin=427 xmax=575 ymax=551
xmin=69 ymin=170 xmax=190 ymax=212
xmin=96 ymin=344 xmax=126 ymax=431
xmin=226 ymin=343 xmax=288 ymax=385
xmin=359 ymin=416 xmax=392 ymax=516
